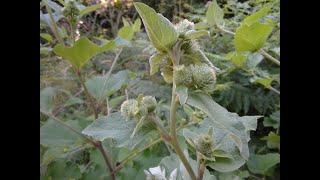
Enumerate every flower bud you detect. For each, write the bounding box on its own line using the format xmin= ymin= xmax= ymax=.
xmin=195 ymin=134 xmax=214 ymax=157
xmin=120 ymin=99 xmax=139 ymax=118
xmin=141 ymin=96 xmax=157 ymax=112
xmin=174 ymin=65 xmax=192 ymax=86
xmin=191 ymin=64 xmax=216 ymax=93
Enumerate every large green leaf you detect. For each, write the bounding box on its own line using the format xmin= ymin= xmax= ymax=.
xmin=79 ymin=4 xmax=101 ymax=15
xmin=234 ymin=21 xmax=274 ymax=52
xmin=134 ymin=2 xmax=178 ymax=52
xmin=40 ymin=119 xmax=82 ymax=147
xmin=40 ymin=87 xmax=57 ymax=113
xmin=53 ymin=37 xmax=116 ymax=69
xmin=183 ymin=119 xmax=246 ymax=172
xmin=118 ymin=26 xmax=134 ymax=41
xmin=243 ymin=6 xmax=271 ymax=26
xmin=247 ymin=153 xmax=280 ymax=175
xmin=85 ymin=70 xmax=132 ymax=101
xmin=82 ymin=112 xmax=158 ymax=149
xmin=82 ymin=112 xmax=135 ymax=143
xmin=149 ymin=53 xmax=166 ymax=75
xmin=186 ymin=92 xmax=260 ymax=160
xmin=206 ymin=0 xmax=224 ymax=27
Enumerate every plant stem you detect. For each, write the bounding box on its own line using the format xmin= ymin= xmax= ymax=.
xmin=150 ymin=115 xmax=171 ymax=141
xmin=112 ymin=122 xmax=197 ymax=175
xmin=197 ymin=162 xmax=205 ymax=180
xmin=96 ymin=141 xmax=116 ymax=180
xmin=97 ymin=48 xmax=123 ymax=103
xmin=268 ymin=86 xmax=280 ymax=95
xmin=45 ymin=2 xmax=64 ymax=45
xmin=40 ymin=109 xmax=95 ymax=144
xmin=259 ymin=49 xmax=280 ymax=66
xmin=169 ymin=63 xmax=197 ymax=180
xmin=112 ymin=138 xmax=162 ymax=175
xmin=40 ymin=109 xmax=116 ymax=178
xmin=216 ymin=25 xmax=280 ymax=66
xmin=76 ymin=69 xmax=98 ymax=119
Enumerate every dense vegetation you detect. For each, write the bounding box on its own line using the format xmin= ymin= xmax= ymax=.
xmin=40 ymin=0 xmax=280 ymax=179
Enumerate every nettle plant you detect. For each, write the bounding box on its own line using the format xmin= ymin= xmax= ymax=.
xmin=40 ymin=1 xmax=279 ymax=180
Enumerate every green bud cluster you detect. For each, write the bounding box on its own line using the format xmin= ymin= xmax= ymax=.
xmin=120 ymin=95 xmax=157 ymax=120
xmin=174 ymin=19 xmax=195 ymax=36
xmin=174 ymin=64 xmax=216 ymax=93
xmin=120 ymin=99 xmax=139 ymax=118
xmin=195 ymin=134 xmax=214 ymax=157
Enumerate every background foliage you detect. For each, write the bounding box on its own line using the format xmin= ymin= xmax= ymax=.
xmin=40 ymin=0 xmax=280 ymax=179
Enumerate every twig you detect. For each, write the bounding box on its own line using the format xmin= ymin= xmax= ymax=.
xmin=268 ymin=86 xmax=280 ymax=95
xmin=76 ymin=69 xmax=98 ymax=119
xmin=40 ymin=109 xmax=116 ymax=179
xmin=97 ymin=48 xmax=123 ymax=103
xmin=112 ymin=138 xmax=162 ymax=175
xmin=96 ymin=141 xmax=116 ymax=180
xmin=44 ymin=2 xmax=64 ymax=45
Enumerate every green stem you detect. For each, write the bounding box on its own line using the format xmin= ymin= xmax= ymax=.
xmin=112 ymin=138 xmax=162 ymax=175
xmin=259 ymin=49 xmax=280 ymax=66
xmin=45 ymin=2 xmax=64 ymax=45
xmin=76 ymin=69 xmax=98 ymax=119
xmin=40 ymin=109 xmax=116 ymax=178
xmin=96 ymin=141 xmax=116 ymax=180
xmin=169 ymin=62 xmax=197 ymax=180
xmin=150 ymin=115 xmax=171 ymax=141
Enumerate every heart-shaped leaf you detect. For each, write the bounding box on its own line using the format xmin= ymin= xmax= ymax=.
xmin=134 ymin=2 xmax=178 ymax=52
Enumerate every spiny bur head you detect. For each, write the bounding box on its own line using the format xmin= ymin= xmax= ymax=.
xmin=174 ymin=65 xmax=193 ymax=86
xmin=175 ymin=19 xmax=195 ymax=36
xmin=141 ymin=96 xmax=157 ymax=112
xmin=191 ymin=64 xmax=216 ymax=92
xmin=120 ymin=99 xmax=139 ymax=118
xmin=196 ymin=134 xmax=214 ymax=157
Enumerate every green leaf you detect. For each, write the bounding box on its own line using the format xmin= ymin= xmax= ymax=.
xmin=64 ymin=97 xmax=84 ymax=107
xmin=79 ymin=4 xmax=101 ymax=15
xmin=45 ymin=159 xmax=82 ymax=179
xmin=40 ymin=87 xmax=57 ymax=113
xmin=82 ymin=112 xmax=157 ymax=149
xmin=252 ymin=76 xmax=273 ymax=87
xmin=263 ymin=111 xmax=280 ymax=129
xmin=118 ymin=26 xmax=134 ymax=41
xmin=183 ymin=119 xmax=246 ymax=172
xmin=40 ymin=47 xmax=52 ymax=56
xmin=186 ymin=92 xmax=260 ymax=160
xmin=53 ymin=37 xmax=115 ymax=69
xmin=40 ymin=33 xmax=53 ymax=42
xmin=133 ymin=18 xmax=141 ymax=32
xmin=40 ymin=119 xmax=82 ymax=147
xmin=108 ymin=95 xmax=125 ymax=109
xmin=261 ymin=132 xmax=280 ymax=149
xmin=122 ymin=17 xmax=130 ymax=26
xmin=243 ymin=6 xmax=271 ymax=26
xmin=226 ymin=52 xmax=248 ymax=67
xmin=246 ymin=52 xmax=264 ymax=68
xmin=185 ymin=30 xmax=209 ymax=40
xmin=85 ymin=70 xmax=132 ymax=100
xmin=206 ymin=0 xmax=224 ymax=27
xmin=82 ymin=112 xmax=135 ymax=142
xmin=134 ymin=2 xmax=178 ymax=52
xmin=176 ymin=86 xmax=188 ymax=105
xmin=235 ymin=21 xmax=274 ymax=52
xmin=247 ymin=153 xmax=280 ymax=175
xmin=149 ymin=53 xmax=166 ymax=75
